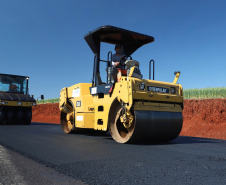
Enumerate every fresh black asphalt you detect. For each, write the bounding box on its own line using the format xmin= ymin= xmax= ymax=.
xmin=0 ymin=122 xmax=225 ymax=185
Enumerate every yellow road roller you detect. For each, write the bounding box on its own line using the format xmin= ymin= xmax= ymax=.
xmin=0 ymin=73 xmax=44 ymax=125
xmin=59 ymin=25 xmax=183 ymax=143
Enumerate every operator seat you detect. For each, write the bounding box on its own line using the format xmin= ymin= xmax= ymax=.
xmin=125 ymin=60 xmax=143 ymax=79
xmin=125 ymin=60 xmax=139 ymax=69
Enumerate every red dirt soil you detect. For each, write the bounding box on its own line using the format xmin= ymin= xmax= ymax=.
xmin=32 ymin=99 xmax=226 ymax=140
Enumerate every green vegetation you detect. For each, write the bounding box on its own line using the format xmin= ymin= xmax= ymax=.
xmin=184 ymin=87 xmax=226 ymax=99
xmin=37 ymin=98 xmax=59 ymax=104
xmin=37 ymin=87 xmax=226 ymax=104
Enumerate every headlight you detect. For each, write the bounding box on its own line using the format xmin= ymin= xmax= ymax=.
xmin=30 ymin=103 xmax=36 ymax=106
xmin=0 ymin=101 xmax=5 ymax=105
xmin=139 ymin=83 xmax=145 ymax=90
xmin=171 ymin=87 xmax=176 ymax=94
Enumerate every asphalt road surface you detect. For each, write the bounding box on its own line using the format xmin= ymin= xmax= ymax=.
xmin=0 ymin=123 xmax=225 ymax=185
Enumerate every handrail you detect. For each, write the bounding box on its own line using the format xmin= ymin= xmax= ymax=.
xmin=107 ymin=51 xmax=113 ymax=83
xmin=107 ymin=51 xmax=112 ymax=67
xmin=92 ymin=54 xmax=97 ymax=86
xmin=149 ymin=59 xmax=155 ymax=80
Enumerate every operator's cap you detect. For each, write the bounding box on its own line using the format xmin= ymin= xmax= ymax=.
xmin=115 ymin=44 xmax=122 ymax=49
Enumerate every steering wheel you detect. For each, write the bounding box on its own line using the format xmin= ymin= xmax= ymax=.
xmin=120 ymin=56 xmax=127 ymax=68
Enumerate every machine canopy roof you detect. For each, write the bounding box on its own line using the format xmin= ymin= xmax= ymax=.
xmin=0 ymin=73 xmax=29 ymax=79
xmin=84 ymin=25 xmax=154 ymax=56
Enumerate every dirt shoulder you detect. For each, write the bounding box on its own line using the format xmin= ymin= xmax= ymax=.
xmin=181 ymin=99 xmax=226 ymax=140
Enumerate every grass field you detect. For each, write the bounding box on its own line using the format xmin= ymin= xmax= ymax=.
xmin=37 ymin=87 xmax=226 ymax=104
xmin=183 ymin=87 xmax=226 ymax=99
xmin=37 ymin=98 xmax=59 ymax=104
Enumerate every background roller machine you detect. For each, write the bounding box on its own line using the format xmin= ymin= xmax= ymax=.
xmin=0 ymin=73 xmax=44 ymax=125
xmin=59 ymin=25 xmax=183 ymax=143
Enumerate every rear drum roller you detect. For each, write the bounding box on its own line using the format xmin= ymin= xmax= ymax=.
xmin=61 ymin=111 xmax=75 ymax=134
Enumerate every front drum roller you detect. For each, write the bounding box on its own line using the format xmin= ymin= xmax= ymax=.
xmin=109 ymin=106 xmax=135 ymax=143
xmin=109 ymin=105 xmax=183 ymax=144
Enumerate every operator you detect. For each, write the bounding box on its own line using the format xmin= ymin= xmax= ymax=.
xmin=9 ymin=84 xmax=18 ymax=92
xmin=112 ymin=44 xmax=127 ymax=69
xmin=111 ymin=45 xmax=127 ymax=82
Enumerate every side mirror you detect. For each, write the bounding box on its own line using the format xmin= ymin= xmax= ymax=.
xmin=41 ymin=95 xmax=44 ymax=100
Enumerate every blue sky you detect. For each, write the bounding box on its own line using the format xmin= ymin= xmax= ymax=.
xmin=0 ymin=0 xmax=226 ymax=99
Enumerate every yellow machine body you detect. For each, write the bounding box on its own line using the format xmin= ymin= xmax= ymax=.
xmin=59 ymin=75 xmax=183 ymax=132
